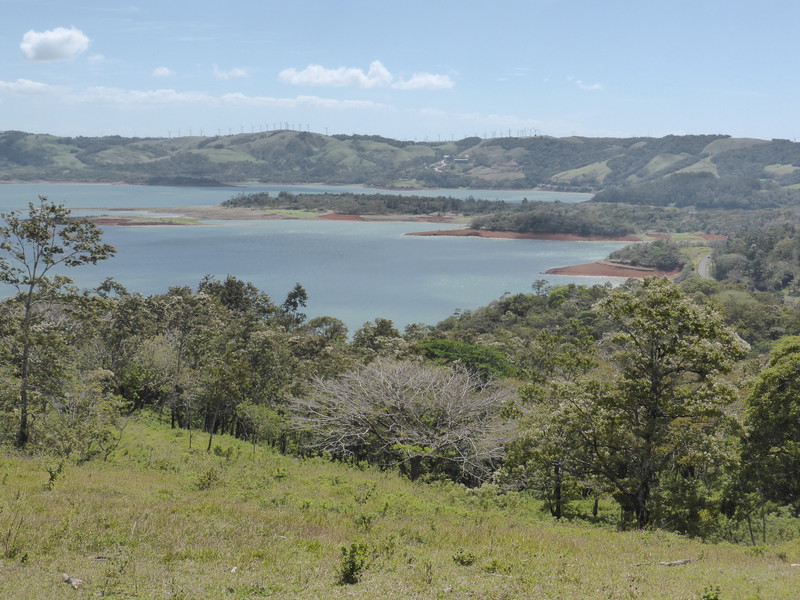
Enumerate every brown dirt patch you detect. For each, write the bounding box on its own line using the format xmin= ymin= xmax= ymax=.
xmin=319 ymin=213 xmax=365 ymax=221
xmin=545 ymin=262 xmax=678 ymax=278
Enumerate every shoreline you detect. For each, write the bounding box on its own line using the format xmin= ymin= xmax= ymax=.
xmin=544 ymin=262 xmax=679 ymax=279
xmin=85 ymin=208 xmax=681 ymax=280
xmin=89 ymin=206 xmax=469 ymax=224
xmin=407 ymin=228 xmax=676 ymax=278
xmin=406 ymin=227 xmax=642 ymax=242
xmin=2 ymin=179 xmax=580 ymax=194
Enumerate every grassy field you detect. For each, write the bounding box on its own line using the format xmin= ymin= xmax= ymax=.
xmin=0 ymin=418 xmax=798 ymax=599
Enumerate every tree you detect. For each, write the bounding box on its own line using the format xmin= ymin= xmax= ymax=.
xmin=291 ymin=359 xmax=512 ymax=483
xmin=741 ymin=335 xmax=800 ymax=510
xmin=499 ymin=382 xmax=590 ymax=520
xmin=197 ymin=274 xmax=275 ymax=321
xmin=577 ymin=278 xmax=747 ymax=528
xmin=417 ymin=338 xmax=518 ymax=382
xmin=0 ymin=196 xmax=115 ymax=447
xmin=351 ymin=318 xmax=405 ymax=358
xmin=280 ymin=283 xmax=308 ymax=330
xmin=47 ymin=368 xmax=129 ymax=462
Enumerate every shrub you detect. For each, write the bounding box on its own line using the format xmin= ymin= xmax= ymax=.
xmin=337 ymin=540 xmax=369 ymax=585
xmin=452 ymin=549 xmax=476 ymax=566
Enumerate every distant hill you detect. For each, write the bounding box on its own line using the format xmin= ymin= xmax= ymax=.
xmin=1 ymin=129 xmax=799 ymax=193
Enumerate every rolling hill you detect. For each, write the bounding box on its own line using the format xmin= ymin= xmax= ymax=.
xmin=1 ymin=129 xmax=799 ymax=192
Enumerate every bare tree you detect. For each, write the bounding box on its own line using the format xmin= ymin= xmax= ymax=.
xmin=291 ymin=359 xmax=512 ymax=484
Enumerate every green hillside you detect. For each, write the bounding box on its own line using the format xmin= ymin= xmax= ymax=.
xmin=4 ymin=197 xmax=800 ymax=598
xmin=1 ymin=417 xmax=797 ymax=599
xmin=2 ymin=129 xmax=799 ymax=192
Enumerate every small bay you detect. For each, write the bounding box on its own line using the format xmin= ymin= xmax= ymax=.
xmin=0 ymin=183 xmax=624 ymax=332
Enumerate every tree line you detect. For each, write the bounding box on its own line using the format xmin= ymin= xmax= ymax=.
xmin=222 ymin=190 xmax=512 ymax=216
xmin=592 ymin=172 xmax=800 ymax=210
xmin=2 ymin=197 xmax=800 ymax=543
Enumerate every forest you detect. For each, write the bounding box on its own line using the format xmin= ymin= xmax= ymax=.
xmin=2 ymin=196 xmax=800 ymax=545
xmin=221 ymin=190 xmax=512 ymax=216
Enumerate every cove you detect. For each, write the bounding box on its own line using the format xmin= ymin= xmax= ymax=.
xmin=0 ymin=184 xmax=625 ymax=332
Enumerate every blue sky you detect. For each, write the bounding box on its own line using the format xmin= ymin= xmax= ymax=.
xmin=2 ymin=0 xmax=799 ymax=141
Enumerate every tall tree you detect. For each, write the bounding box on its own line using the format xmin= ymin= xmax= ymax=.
xmin=577 ymin=278 xmax=747 ymax=528
xmin=0 ymin=196 xmax=115 ymax=447
xmin=741 ymin=335 xmax=800 ymax=511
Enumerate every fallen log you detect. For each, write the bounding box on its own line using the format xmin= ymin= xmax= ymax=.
xmin=658 ymin=559 xmax=693 ymax=566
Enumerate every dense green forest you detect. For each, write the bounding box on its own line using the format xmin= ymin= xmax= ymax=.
xmin=592 ymin=172 xmax=800 ymax=210
xmin=3 ymin=196 xmax=800 ymax=552
xmin=222 ymin=190 xmax=512 ymax=216
xmin=3 ymin=129 xmax=800 ymax=193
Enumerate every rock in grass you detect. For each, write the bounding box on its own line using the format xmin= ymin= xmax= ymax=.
xmin=61 ymin=574 xmax=84 ymax=589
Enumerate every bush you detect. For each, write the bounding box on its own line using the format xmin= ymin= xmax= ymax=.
xmin=337 ymin=540 xmax=369 ymax=585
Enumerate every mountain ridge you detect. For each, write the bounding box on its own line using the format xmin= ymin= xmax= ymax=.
xmin=1 ymin=129 xmax=798 ymax=192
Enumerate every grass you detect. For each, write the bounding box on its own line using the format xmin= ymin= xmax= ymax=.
xmin=265 ymin=208 xmax=325 ymax=219
xmin=550 ymin=160 xmax=612 ymax=186
xmin=92 ymin=215 xmax=202 ymax=226
xmin=643 ymin=153 xmax=692 ymax=175
xmin=764 ymin=164 xmax=800 ymax=176
xmin=0 ymin=417 xmax=798 ymax=599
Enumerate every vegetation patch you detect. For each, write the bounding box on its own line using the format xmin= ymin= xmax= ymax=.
xmin=2 ymin=194 xmax=800 ymax=598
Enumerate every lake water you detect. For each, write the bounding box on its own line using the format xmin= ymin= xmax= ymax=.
xmin=0 ymin=183 xmax=624 ymax=332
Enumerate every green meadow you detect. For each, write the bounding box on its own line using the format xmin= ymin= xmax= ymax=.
xmin=1 ymin=418 xmax=797 ymax=599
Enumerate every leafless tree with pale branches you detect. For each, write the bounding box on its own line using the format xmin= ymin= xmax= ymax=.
xmin=290 ymin=359 xmax=513 ymax=484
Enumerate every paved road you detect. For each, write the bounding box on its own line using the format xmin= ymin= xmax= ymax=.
xmin=697 ymin=252 xmax=712 ymax=279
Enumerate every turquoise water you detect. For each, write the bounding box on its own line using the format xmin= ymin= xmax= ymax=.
xmin=0 ymin=184 xmax=622 ymax=332
xmin=0 ymin=183 xmax=590 ymax=211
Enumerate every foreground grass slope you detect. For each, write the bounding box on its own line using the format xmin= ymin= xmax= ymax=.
xmin=0 ymin=419 xmax=798 ymax=599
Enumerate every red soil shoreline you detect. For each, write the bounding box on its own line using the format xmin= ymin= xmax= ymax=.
xmin=87 ymin=211 xmax=688 ymax=280
xmin=545 ymin=262 xmax=679 ymax=279
xmin=407 ymin=227 xmax=642 ymax=242
xmin=408 ymin=228 xmax=681 ymax=278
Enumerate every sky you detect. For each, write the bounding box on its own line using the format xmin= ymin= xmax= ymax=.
xmin=2 ymin=0 xmax=800 ymax=142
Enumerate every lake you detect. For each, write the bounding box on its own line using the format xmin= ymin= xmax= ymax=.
xmin=0 ymin=183 xmax=625 ymax=333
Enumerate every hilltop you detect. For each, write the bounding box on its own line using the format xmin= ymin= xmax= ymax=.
xmin=2 ymin=130 xmax=799 ymax=192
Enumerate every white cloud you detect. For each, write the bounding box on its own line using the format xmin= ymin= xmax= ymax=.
xmin=0 ymin=78 xmax=62 ymax=95
xmin=219 ymin=93 xmax=296 ymax=108
xmin=153 ymin=66 xmax=176 ymax=78
xmin=72 ymin=87 xmax=212 ymax=105
xmin=392 ymin=73 xmax=454 ymax=90
xmin=280 ymin=60 xmax=453 ymax=91
xmin=20 ymin=27 xmax=90 ymax=61
xmin=279 ymin=60 xmax=392 ymax=88
xmin=296 ymin=95 xmax=387 ymax=110
xmin=0 ymin=72 xmax=390 ymax=113
xmin=568 ymin=76 xmax=603 ymax=91
xmin=213 ymin=65 xmax=248 ymax=80
xmin=61 ymin=86 xmax=387 ymax=111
